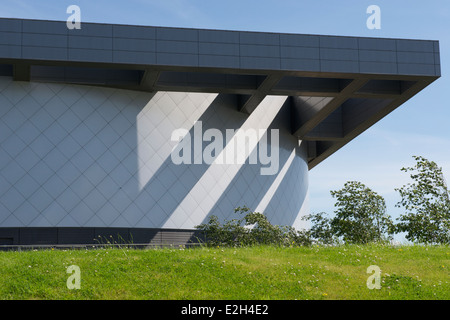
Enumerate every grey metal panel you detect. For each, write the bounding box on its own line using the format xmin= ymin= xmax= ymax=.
xmin=280 ymin=46 xmax=319 ymax=59
xmin=291 ymin=97 xmax=334 ymax=124
xmin=68 ymin=36 xmax=113 ymax=50
xmin=397 ymin=63 xmax=436 ymax=75
xmin=240 ymin=31 xmax=280 ymax=45
xmin=160 ymin=230 xmax=198 ymax=245
xmin=0 ymin=228 xmax=19 ymax=245
xmin=22 ymin=46 xmax=67 ymax=60
xmin=199 ymin=29 xmax=239 ymax=43
xmin=396 ymin=39 xmax=434 ymax=52
xmin=20 ymin=227 xmax=58 ymax=245
xmin=240 ymin=56 xmax=280 ymax=69
xmin=280 ymin=33 xmax=319 ymax=47
xmin=22 ymin=33 xmax=67 ymax=48
xmin=199 ymin=42 xmax=239 ymax=56
xmin=320 ymin=60 xmax=359 ymax=73
xmin=113 ymin=50 xmax=156 ymax=64
xmin=58 ymin=227 xmax=96 ymax=244
xmin=156 ymin=52 xmax=198 ymax=66
xmin=0 ymin=18 xmax=441 ymax=79
xmin=435 ymin=64 xmax=441 ymax=77
xmin=308 ymin=122 xmax=343 ymax=140
xmin=157 ymin=40 xmax=198 ymax=54
xmin=280 ymin=59 xmax=320 ymax=71
xmin=342 ymin=98 xmax=391 ymax=135
xmin=0 ymin=18 xmax=22 ymax=32
xmin=156 ymin=27 xmax=198 ymax=41
xmin=433 ymin=41 xmax=440 ymax=53
xmin=22 ymin=20 xmax=67 ymax=35
xmin=68 ymin=48 xmax=113 ymax=62
xmin=434 ymin=42 xmax=440 ymax=76
xmin=199 ymin=55 xmax=239 ymax=68
xmin=128 ymin=228 xmax=160 ymax=244
xmin=320 ymin=36 xmax=358 ymax=49
xmin=0 ymin=31 xmax=21 ymax=46
xmin=434 ymin=52 xmax=440 ymax=65
xmin=397 ymin=51 xmax=435 ymax=64
xmin=359 ymin=61 xmax=397 ymax=74
xmin=240 ymin=44 xmax=280 ymax=58
xmin=113 ymin=38 xmax=156 ymax=52
xmin=358 ymin=38 xmax=396 ymax=51
xmin=95 ymin=227 xmax=130 ymax=242
xmin=359 ymin=49 xmax=396 ymax=62
xmin=0 ymin=45 xmax=21 ymax=58
xmin=113 ymin=24 xmax=156 ymax=39
xmin=0 ymin=227 xmax=207 ymax=246
xmin=320 ymin=48 xmax=358 ymax=61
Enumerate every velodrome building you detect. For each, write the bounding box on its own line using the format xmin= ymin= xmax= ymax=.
xmin=0 ymin=18 xmax=440 ymax=246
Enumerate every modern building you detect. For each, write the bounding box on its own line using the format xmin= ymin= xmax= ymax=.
xmin=0 ymin=18 xmax=440 ymax=246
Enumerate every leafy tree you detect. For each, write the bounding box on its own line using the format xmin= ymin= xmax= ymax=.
xmin=303 ymin=181 xmax=393 ymax=244
xmin=302 ymin=212 xmax=335 ymax=245
xmin=329 ymin=181 xmax=394 ymax=244
xmin=394 ymin=156 xmax=450 ymax=244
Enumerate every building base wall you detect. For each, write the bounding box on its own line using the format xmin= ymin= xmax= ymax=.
xmin=0 ymin=227 xmax=203 ymax=248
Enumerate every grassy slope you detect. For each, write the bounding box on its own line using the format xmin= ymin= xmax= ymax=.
xmin=0 ymin=244 xmax=448 ymax=300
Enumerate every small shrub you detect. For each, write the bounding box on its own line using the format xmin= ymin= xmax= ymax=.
xmin=195 ymin=206 xmax=312 ymax=247
xmin=302 ymin=212 xmax=336 ymax=245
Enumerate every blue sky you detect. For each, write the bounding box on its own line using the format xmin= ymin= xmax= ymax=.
xmin=1 ymin=0 xmax=449 ymax=237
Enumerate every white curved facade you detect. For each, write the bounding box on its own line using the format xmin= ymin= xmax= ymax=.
xmin=0 ymin=77 xmax=309 ymax=234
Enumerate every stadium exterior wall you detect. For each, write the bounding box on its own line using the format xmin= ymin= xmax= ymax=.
xmin=0 ymin=76 xmax=310 ymax=246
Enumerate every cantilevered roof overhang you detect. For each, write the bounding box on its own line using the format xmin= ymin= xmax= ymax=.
xmin=0 ymin=18 xmax=440 ymax=169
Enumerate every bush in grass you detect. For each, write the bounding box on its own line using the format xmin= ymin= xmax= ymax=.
xmin=301 ymin=212 xmax=336 ymax=245
xmin=195 ymin=206 xmax=312 ymax=247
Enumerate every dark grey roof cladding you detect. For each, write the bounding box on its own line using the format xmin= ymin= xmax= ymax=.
xmin=0 ymin=18 xmax=440 ymax=76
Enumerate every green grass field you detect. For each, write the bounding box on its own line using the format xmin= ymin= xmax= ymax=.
xmin=0 ymin=244 xmax=448 ymax=300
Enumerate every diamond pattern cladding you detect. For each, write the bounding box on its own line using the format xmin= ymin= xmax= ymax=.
xmin=0 ymin=76 xmax=309 ymax=230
